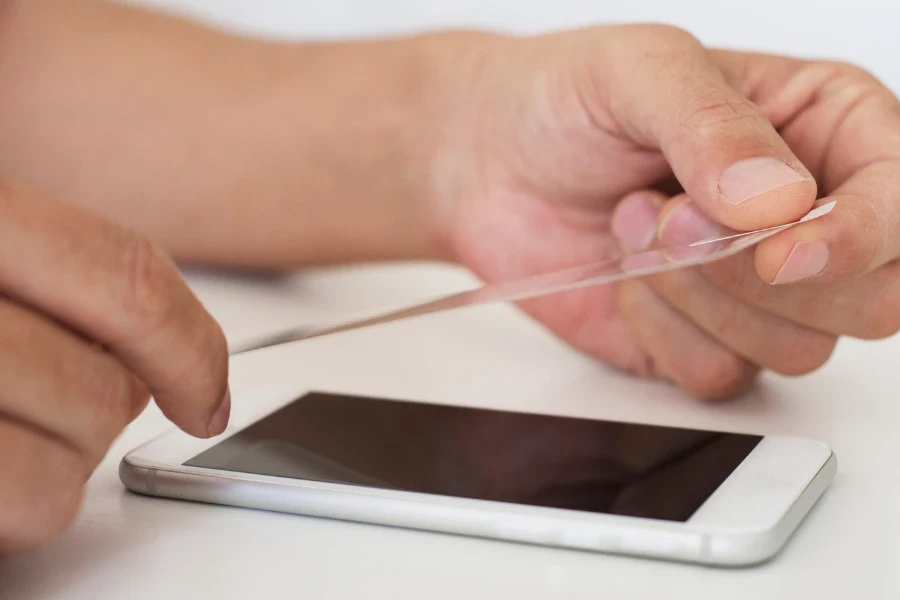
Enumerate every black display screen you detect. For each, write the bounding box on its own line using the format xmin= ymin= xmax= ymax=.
xmin=185 ymin=392 xmax=761 ymax=522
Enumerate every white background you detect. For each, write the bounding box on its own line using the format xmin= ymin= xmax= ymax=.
xmin=3 ymin=1 xmax=900 ymax=599
xmin=132 ymin=0 xmax=900 ymax=93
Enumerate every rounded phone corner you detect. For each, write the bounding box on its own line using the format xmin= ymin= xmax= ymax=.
xmin=702 ymin=448 xmax=837 ymax=567
xmin=811 ymin=440 xmax=836 ymax=463
xmin=118 ymin=456 xmax=152 ymax=496
xmin=700 ymin=528 xmax=784 ymax=567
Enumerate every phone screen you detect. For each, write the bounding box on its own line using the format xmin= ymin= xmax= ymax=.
xmin=185 ymin=392 xmax=761 ymax=522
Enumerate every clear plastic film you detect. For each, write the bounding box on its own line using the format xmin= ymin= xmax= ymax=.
xmin=231 ymin=201 xmax=836 ymax=355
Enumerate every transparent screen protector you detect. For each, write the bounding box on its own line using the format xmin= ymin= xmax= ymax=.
xmin=232 ymin=202 xmax=835 ymax=355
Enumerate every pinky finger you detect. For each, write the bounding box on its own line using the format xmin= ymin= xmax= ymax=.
xmin=616 ymin=279 xmax=759 ymax=400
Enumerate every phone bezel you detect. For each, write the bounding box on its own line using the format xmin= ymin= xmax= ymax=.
xmin=121 ymin=387 xmax=835 ymax=565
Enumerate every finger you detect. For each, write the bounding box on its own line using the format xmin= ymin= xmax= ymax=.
xmin=0 ymin=419 xmax=86 ymax=556
xmin=656 ymin=194 xmax=733 ymax=247
xmin=0 ymin=179 xmax=229 ymax=438
xmin=656 ymin=182 xmax=900 ymax=288
xmin=755 ymin=161 xmax=900 ymax=285
xmin=709 ymin=51 xmax=900 ymax=283
xmin=704 ymin=252 xmax=900 ymax=340
xmin=645 ymin=268 xmax=837 ymax=376
xmin=0 ymin=298 xmax=150 ymax=468
xmin=598 ymin=25 xmax=817 ymax=231
xmin=611 ymin=190 xmax=667 ymax=254
xmin=617 ymin=279 xmax=758 ymax=400
xmin=712 ymin=50 xmax=900 ymax=192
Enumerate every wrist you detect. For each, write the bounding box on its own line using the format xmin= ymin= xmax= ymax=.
xmin=412 ymin=30 xmax=510 ymax=265
xmin=237 ymin=32 xmax=500 ymax=267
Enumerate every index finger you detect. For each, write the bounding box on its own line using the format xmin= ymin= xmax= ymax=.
xmin=0 ymin=179 xmax=229 ymax=438
xmin=755 ymin=158 xmax=900 ymax=285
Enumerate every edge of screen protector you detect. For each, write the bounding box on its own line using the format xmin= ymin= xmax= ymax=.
xmin=231 ymin=201 xmax=836 ymax=355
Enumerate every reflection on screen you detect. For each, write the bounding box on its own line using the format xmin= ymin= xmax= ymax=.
xmin=185 ymin=392 xmax=761 ymax=522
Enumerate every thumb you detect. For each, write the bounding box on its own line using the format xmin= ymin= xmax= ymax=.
xmin=596 ymin=25 xmax=817 ymax=231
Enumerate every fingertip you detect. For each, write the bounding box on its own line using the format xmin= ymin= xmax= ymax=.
xmin=755 ymin=235 xmax=830 ymax=285
xmin=156 ymin=406 xmax=208 ymax=438
xmin=152 ymin=309 xmax=230 ymax=439
xmin=656 ymin=195 xmax=685 ymax=230
xmin=207 ymin=386 xmax=231 ymax=438
xmin=755 ymin=198 xmax=844 ymax=284
xmin=657 ymin=195 xmax=727 ymax=246
xmin=716 ymin=159 xmax=817 ymax=231
xmin=157 ymin=381 xmax=230 ymax=440
xmin=611 ymin=190 xmax=666 ymax=253
xmin=153 ymin=376 xmax=228 ymax=439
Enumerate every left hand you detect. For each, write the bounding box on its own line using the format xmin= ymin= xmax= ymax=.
xmin=431 ymin=25 xmax=900 ymax=398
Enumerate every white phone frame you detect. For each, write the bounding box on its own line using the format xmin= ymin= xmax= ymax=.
xmin=120 ymin=388 xmax=836 ymax=567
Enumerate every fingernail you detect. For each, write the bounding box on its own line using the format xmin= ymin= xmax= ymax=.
xmin=612 ymin=193 xmax=661 ymax=252
xmin=719 ymin=157 xmax=806 ymax=205
xmin=773 ymin=240 xmax=829 ymax=284
xmin=208 ymin=386 xmax=231 ymax=437
xmin=658 ymin=201 xmax=722 ymax=245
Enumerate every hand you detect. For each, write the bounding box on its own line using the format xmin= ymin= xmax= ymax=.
xmin=0 ymin=179 xmax=230 ymax=556
xmin=433 ymin=25 xmax=900 ymax=398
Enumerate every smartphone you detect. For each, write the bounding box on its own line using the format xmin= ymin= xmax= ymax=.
xmin=120 ymin=390 xmax=836 ymax=566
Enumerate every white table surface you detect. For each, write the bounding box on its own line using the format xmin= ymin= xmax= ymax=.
xmin=3 ymin=1 xmax=900 ymax=598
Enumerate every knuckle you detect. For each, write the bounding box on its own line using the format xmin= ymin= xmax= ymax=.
xmin=677 ymin=87 xmax=765 ymax=135
xmin=816 ymin=61 xmax=895 ymax=105
xmin=682 ymin=351 xmax=753 ymax=400
xmin=822 ymin=60 xmax=876 ymax=83
xmin=119 ymin=234 xmax=181 ymax=334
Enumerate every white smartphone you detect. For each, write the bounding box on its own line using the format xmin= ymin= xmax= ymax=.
xmin=120 ymin=390 xmax=836 ymax=566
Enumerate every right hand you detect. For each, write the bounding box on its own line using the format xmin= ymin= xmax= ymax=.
xmin=436 ymin=25 xmax=900 ymax=398
xmin=0 ymin=178 xmax=230 ymax=556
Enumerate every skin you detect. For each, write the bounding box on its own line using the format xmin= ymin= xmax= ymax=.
xmin=0 ymin=179 xmax=230 ymax=555
xmin=1 ymin=0 xmax=899 ymax=554
xmin=439 ymin=29 xmax=900 ymax=396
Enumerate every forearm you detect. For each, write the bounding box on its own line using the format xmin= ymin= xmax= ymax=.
xmin=0 ymin=0 xmax=473 ymax=268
